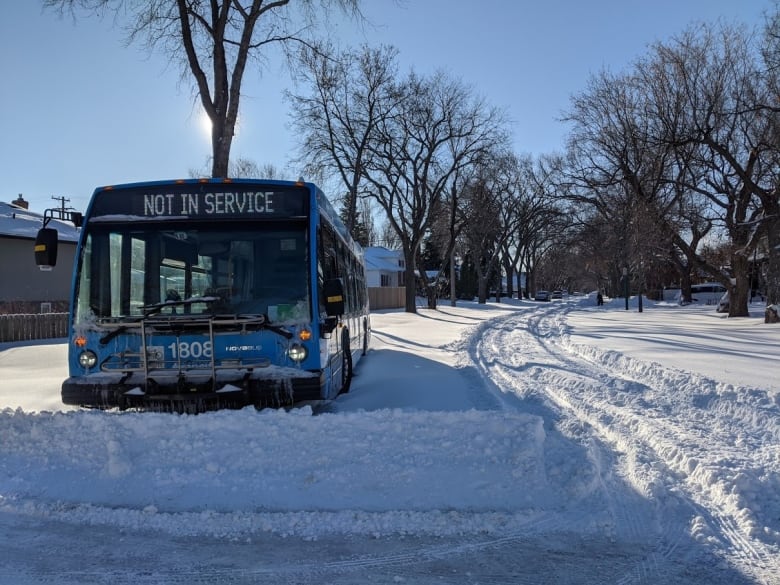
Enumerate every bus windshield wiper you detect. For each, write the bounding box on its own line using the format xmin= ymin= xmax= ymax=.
xmin=215 ymin=313 xmax=294 ymax=340
xmin=98 ymin=318 xmax=143 ymax=345
xmin=260 ymin=320 xmax=294 ymax=340
xmin=138 ymin=306 xmax=294 ymax=341
xmin=142 ymin=296 xmax=220 ymax=317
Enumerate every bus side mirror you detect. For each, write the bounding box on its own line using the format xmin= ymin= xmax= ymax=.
xmin=321 ymin=316 xmax=338 ymax=337
xmin=35 ymin=227 xmax=59 ymax=270
xmin=323 ymin=278 xmax=345 ymax=316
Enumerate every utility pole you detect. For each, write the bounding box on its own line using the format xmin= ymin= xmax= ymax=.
xmin=51 ymin=195 xmax=70 ymax=213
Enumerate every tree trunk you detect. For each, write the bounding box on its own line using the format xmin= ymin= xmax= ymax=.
xmin=477 ymin=276 xmax=488 ymax=304
xmin=211 ymin=121 xmax=234 ymax=178
xmin=404 ymin=264 xmax=417 ymax=313
xmin=427 ymin=286 xmax=437 ymax=309
xmin=526 ymin=269 xmax=536 ymax=300
xmin=728 ymin=253 xmax=750 ymax=318
xmin=764 ymin=215 xmax=780 ymax=309
xmin=449 ymin=248 xmax=457 ymax=307
xmin=679 ymin=270 xmax=692 ymax=305
xmin=503 ymin=256 xmax=515 ymax=298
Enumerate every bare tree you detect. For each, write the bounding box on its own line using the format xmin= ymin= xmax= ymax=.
xmin=508 ymin=155 xmax=569 ymax=298
xmin=436 ymin=111 xmax=508 ymax=308
xmin=757 ymin=3 xmax=780 ymax=313
xmin=563 ymin=66 xmax=678 ymax=306
xmin=288 ymin=43 xmax=400 ymax=237
xmin=45 ymin=0 xmax=361 ymax=178
xmin=189 ymin=156 xmax=281 ymax=178
xmin=363 ymin=71 xmax=503 ymax=312
xmin=443 ymin=166 xmax=476 ymax=306
xmin=459 ymin=152 xmax=527 ymax=304
xmin=562 ymin=19 xmax=780 ymax=320
xmin=644 ymin=23 xmax=778 ymax=317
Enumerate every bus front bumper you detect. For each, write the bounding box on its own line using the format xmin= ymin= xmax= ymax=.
xmin=61 ymin=369 xmax=324 ymax=410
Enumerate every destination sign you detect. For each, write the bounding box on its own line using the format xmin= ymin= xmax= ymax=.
xmin=143 ymin=191 xmax=275 ymax=216
xmin=89 ymin=183 xmax=309 ymax=219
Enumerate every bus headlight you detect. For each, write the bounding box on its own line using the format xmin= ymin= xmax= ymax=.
xmin=78 ymin=350 xmax=98 ymax=369
xmin=287 ymin=343 xmax=308 ymax=363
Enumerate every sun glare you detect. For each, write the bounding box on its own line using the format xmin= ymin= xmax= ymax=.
xmin=196 ymin=109 xmax=244 ymax=141
xmin=198 ymin=108 xmax=213 ymax=141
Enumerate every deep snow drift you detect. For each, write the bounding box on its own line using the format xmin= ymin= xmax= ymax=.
xmin=1 ymin=294 xmax=778 ymax=584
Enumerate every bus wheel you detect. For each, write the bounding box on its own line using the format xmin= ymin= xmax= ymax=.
xmin=340 ymin=333 xmax=353 ymax=394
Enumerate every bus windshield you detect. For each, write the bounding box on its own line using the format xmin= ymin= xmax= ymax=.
xmin=75 ymin=223 xmax=310 ymax=324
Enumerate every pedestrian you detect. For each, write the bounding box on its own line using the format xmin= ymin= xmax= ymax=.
xmin=597 ymin=292 xmax=604 ymax=306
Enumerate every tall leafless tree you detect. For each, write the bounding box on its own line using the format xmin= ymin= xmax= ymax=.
xmin=288 ymin=43 xmax=400 ymax=236
xmin=458 ymin=152 xmax=526 ymax=304
xmin=562 ymin=20 xmax=779 ymax=318
xmin=757 ymin=3 xmax=780 ymax=312
xmin=563 ymin=67 xmax=678 ymax=304
xmin=363 ymin=71 xmax=504 ymax=312
xmin=509 ymin=155 xmax=569 ymax=297
xmin=45 ymin=0 xmax=361 ymax=178
xmin=644 ymin=23 xmax=778 ymax=317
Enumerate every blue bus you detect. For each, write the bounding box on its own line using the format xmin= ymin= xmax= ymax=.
xmin=35 ymin=179 xmax=370 ymax=411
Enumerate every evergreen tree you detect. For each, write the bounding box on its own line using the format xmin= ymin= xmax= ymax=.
xmin=420 ymin=236 xmax=445 ymax=271
xmin=339 ymin=202 xmax=370 ymax=247
xmin=457 ymin=254 xmax=479 ymax=299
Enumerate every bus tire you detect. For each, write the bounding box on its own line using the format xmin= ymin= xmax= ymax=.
xmin=340 ymin=331 xmax=353 ymax=394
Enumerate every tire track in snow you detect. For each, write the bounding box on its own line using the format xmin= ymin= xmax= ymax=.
xmin=552 ymin=307 xmax=780 ymax=576
xmin=545 ymin=307 xmax=779 ymax=580
xmin=466 ymin=303 xmax=691 ymax=584
xmin=468 ymin=301 xmax=780 ymax=584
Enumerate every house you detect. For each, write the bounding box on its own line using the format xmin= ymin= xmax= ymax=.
xmin=0 ymin=196 xmax=80 ymax=314
xmin=364 ymin=246 xmax=405 ymax=309
xmin=364 ymin=246 xmax=404 ymax=287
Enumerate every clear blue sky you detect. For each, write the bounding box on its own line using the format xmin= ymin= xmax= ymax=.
xmin=1 ymin=0 xmax=770 ymax=213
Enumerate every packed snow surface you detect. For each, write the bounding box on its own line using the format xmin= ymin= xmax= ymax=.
xmin=1 ymin=294 xmax=779 ymax=584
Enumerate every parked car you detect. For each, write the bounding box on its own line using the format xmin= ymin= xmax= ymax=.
xmin=676 ymin=283 xmax=727 ymax=306
xmin=535 ymin=290 xmax=551 ymax=301
xmin=551 ymin=290 xmax=564 ymax=300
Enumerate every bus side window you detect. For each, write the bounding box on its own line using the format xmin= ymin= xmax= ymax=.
xmin=318 ymin=223 xmax=338 ymax=312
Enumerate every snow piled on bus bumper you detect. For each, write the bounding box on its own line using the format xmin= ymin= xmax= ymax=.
xmin=0 ymin=406 xmax=576 ymax=539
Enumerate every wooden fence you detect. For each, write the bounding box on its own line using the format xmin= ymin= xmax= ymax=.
xmin=0 ymin=313 xmax=69 ymax=343
xmin=368 ymin=287 xmax=405 ymax=310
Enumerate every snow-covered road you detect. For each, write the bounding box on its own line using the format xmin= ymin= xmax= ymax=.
xmin=1 ymin=296 xmax=778 ymax=584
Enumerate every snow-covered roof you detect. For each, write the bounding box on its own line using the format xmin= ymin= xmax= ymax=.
xmin=364 ymin=246 xmax=402 ymax=272
xmin=0 ymin=201 xmax=80 ymax=242
xmin=366 ymin=255 xmax=402 ymax=272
